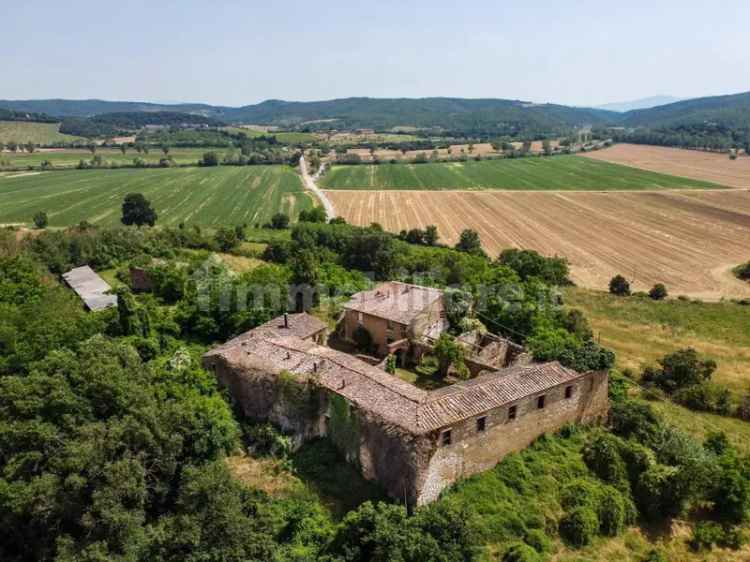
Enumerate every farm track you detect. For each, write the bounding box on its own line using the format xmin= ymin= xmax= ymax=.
xmin=324 ymin=188 xmax=750 ymax=300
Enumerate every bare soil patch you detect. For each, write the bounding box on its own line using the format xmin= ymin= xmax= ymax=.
xmin=582 ymin=144 xmax=750 ymax=188
xmin=325 ymin=189 xmax=750 ymax=299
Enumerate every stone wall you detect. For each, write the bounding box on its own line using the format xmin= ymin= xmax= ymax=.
xmin=205 ymin=353 xmax=431 ymax=505
xmin=342 ymin=310 xmax=408 ymax=356
xmin=204 ymin=355 xmax=324 ymax=446
xmin=415 ymin=370 xmax=609 ymax=505
xmin=332 ymin=401 xmax=433 ymax=506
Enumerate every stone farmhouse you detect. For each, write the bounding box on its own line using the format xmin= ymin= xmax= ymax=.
xmin=203 ymin=285 xmax=609 ymax=507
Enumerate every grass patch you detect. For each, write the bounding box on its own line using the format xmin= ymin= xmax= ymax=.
xmin=320 ymin=155 xmax=723 ymax=190
xmin=0 ymin=166 xmax=313 ymax=228
xmin=1 ymin=147 xmax=214 ymax=169
xmin=564 ymin=287 xmax=750 ymax=394
xmin=0 ymin=121 xmax=84 ymax=144
xmin=218 ymin=253 xmax=265 ymax=274
xmin=393 ymin=367 xmax=448 ymax=390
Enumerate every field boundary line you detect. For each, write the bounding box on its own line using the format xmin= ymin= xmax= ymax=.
xmin=320 ymin=187 xmax=745 ymax=194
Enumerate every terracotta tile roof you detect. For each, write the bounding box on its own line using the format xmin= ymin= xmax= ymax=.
xmin=205 ymin=314 xmax=589 ymax=436
xmin=344 ymin=282 xmax=443 ymax=325
xmin=205 ymin=329 xmax=428 ymax=431
xmin=255 ymin=313 xmax=327 ymax=340
xmin=62 ymin=266 xmax=118 ymax=311
xmin=417 ymin=362 xmax=584 ymax=431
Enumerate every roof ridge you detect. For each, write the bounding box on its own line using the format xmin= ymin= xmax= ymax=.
xmin=264 ymin=334 xmax=428 ymax=405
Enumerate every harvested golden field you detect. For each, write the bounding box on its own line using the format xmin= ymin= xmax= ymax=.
xmin=582 ymin=143 xmax=750 ymax=188
xmin=325 ymin=189 xmax=750 ymax=299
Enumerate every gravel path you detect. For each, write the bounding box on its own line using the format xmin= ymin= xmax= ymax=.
xmin=299 ymin=155 xmax=336 ymax=220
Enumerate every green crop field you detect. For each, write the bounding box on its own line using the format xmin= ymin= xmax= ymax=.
xmin=319 ymin=154 xmax=723 ymax=190
xmin=0 ymin=166 xmax=313 ymax=227
xmin=0 ymin=121 xmax=85 ymax=144
xmin=0 ymin=147 xmax=219 ymax=169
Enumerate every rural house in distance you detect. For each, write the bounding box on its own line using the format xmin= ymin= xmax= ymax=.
xmin=203 ymin=284 xmax=609 ymax=506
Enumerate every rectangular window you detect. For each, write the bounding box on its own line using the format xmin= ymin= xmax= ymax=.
xmin=565 ymin=385 xmax=574 ymax=399
xmin=441 ymin=429 xmax=452 ymax=446
xmin=476 ymin=416 xmax=487 ymax=432
xmin=537 ymin=395 xmax=546 ymax=410
xmin=387 ymin=320 xmax=394 ymax=330
xmin=508 ymin=405 xmax=517 ymax=421
xmin=357 ymin=312 xmax=363 ymax=325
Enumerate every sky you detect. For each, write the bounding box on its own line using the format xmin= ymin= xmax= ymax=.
xmin=4 ymin=0 xmax=749 ymax=107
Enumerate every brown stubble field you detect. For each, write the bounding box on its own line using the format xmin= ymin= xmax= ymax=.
xmin=325 ymin=188 xmax=750 ymax=299
xmin=582 ymin=144 xmax=750 ymax=188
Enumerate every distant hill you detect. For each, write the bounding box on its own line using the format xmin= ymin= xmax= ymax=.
xmin=622 ymin=91 xmax=750 ymax=128
xmin=0 ymin=97 xmax=618 ymax=135
xmin=0 ymin=99 xmax=229 ymax=119
xmin=222 ymin=98 xmax=617 ymax=133
xmin=596 ymin=96 xmax=682 ymax=113
xmin=4 ymin=93 xmax=750 ymax=138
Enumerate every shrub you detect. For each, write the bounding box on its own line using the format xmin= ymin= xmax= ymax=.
xmin=673 ymin=381 xmax=731 ymax=415
xmin=609 ymin=400 xmax=662 ymax=442
xmin=712 ymin=467 xmax=750 ymax=523
xmin=609 ymin=274 xmax=630 ymax=296
xmin=523 ymin=528 xmax=551 ymax=554
xmin=735 ymin=261 xmax=750 ymax=281
xmin=648 ymin=283 xmax=668 ymax=300
xmin=690 ymin=521 xmax=724 ymax=551
xmin=598 ymin=492 xmax=627 ymax=536
xmin=642 ymin=348 xmax=717 ymax=394
xmin=634 ymin=464 xmax=682 ymax=520
xmin=33 ymin=211 xmax=48 ymax=229
xmin=719 ymin=525 xmax=747 ymax=549
xmin=270 ymin=212 xmax=290 ymax=229
xmin=200 ymin=151 xmax=220 ymax=166
xmin=582 ymin=432 xmax=629 ymax=491
xmin=643 ymin=549 xmax=668 ymax=562
xmin=559 ymin=506 xmax=599 ymax=547
xmin=502 ymin=542 xmax=541 ymax=562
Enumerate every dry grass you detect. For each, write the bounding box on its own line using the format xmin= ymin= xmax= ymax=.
xmin=226 ymin=454 xmax=303 ymax=497
xmin=564 ymin=287 xmax=750 ymax=394
xmin=583 ymin=143 xmax=750 ymax=188
xmin=218 ymin=253 xmax=265 ymax=273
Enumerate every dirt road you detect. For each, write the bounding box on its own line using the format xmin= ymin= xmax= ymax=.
xmin=299 ymin=155 xmax=336 ymax=220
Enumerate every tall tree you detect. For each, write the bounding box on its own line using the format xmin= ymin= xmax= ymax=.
xmin=121 ymin=193 xmax=158 ymax=227
xmin=454 ymin=229 xmax=485 ymax=257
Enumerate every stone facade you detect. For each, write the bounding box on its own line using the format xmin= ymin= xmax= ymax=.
xmin=203 ymin=312 xmax=609 ymax=507
xmin=342 ymin=282 xmax=445 ymax=357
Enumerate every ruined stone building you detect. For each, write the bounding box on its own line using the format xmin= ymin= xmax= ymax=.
xmin=342 ymin=281 xmax=446 ymax=358
xmin=203 ymin=302 xmax=609 ymax=506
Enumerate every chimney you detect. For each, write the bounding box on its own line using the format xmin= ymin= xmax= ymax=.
xmin=284 ymin=313 xmax=289 ymax=329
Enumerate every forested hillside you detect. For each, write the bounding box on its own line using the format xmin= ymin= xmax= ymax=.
xmin=623 ymin=91 xmax=750 ymax=128
xmin=59 ymin=111 xmax=226 ymax=137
